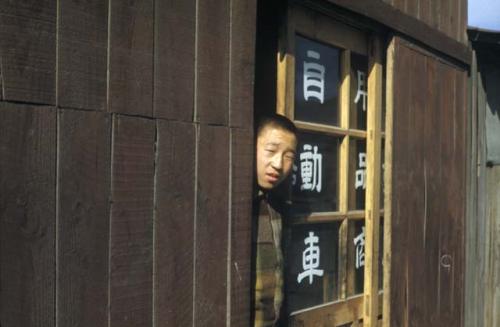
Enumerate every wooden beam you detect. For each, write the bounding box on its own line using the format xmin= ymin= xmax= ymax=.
xmin=363 ymin=35 xmax=383 ymax=327
xmin=382 ymin=37 xmax=396 ymax=327
xmin=309 ymin=0 xmax=472 ymax=65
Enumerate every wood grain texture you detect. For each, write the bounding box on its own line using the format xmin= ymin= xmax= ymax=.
xmin=0 ymin=103 xmax=56 ymax=327
xmin=464 ymin=50 xmax=479 ymax=327
xmin=390 ymin=38 xmax=466 ymax=327
xmin=57 ymin=109 xmax=111 ymax=327
xmin=389 ymin=38 xmax=410 ymax=327
xmin=405 ymin=51 xmax=426 ymax=327
xmin=195 ymin=0 xmax=230 ymax=124
xmin=154 ymin=0 xmax=195 ymax=121
xmin=109 ymin=0 xmax=154 ymax=116
xmin=485 ymin=167 xmax=500 ymax=327
xmin=155 ymin=120 xmax=196 ymax=327
xmin=324 ymin=0 xmax=470 ymax=63
xmin=0 ymin=1 xmax=56 ymax=104
xmin=418 ymin=0 xmax=431 ymax=26
xmin=109 ymin=115 xmax=155 ymax=327
xmin=230 ymin=128 xmax=254 ymax=326
xmin=420 ymin=56 xmax=441 ymax=326
xmin=229 ymin=0 xmax=257 ymax=128
xmin=58 ymin=0 xmax=108 ymax=110
xmin=363 ymin=36 xmax=383 ymax=327
xmin=195 ymin=125 xmax=229 ymax=327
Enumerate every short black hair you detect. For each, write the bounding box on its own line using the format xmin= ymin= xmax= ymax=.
xmin=256 ymin=113 xmax=297 ymax=138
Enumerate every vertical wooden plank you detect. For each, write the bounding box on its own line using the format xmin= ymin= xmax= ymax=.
xmin=449 ymin=0 xmax=458 ymax=42
xmin=454 ymin=69 xmax=467 ymax=327
xmin=420 ymin=56 xmax=442 ymax=327
xmin=195 ymin=125 xmax=229 ymax=327
xmin=486 ymin=167 xmax=500 ymax=327
xmin=405 ymin=50 xmax=426 ymax=327
xmin=339 ymin=50 xmax=351 ymax=300
xmin=0 ymin=1 xmax=56 ymax=104
xmin=57 ymin=109 xmax=111 ymax=326
xmin=363 ymin=36 xmax=383 ymax=327
xmin=0 ymin=104 xmax=56 ymax=326
xmin=477 ymin=66 xmax=490 ymax=327
xmin=155 ymin=120 xmax=196 ymax=327
xmin=419 ymin=0 xmax=431 ymax=26
xmin=460 ymin=0 xmax=467 ymax=43
xmin=109 ymin=0 xmax=154 ymax=116
xmin=110 ymin=115 xmax=155 ymax=326
xmin=276 ymin=5 xmax=295 ymax=119
xmin=390 ymin=38 xmax=411 ymax=327
xmin=430 ymin=0 xmax=441 ymax=30
xmin=195 ymin=0 xmax=230 ymax=124
xmin=464 ymin=50 xmax=479 ymax=327
xmin=154 ymin=0 xmax=195 ymax=121
xmin=229 ymin=0 xmax=257 ymax=128
xmin=392 ymin=0 xmax=406 ymax=13
xmin=439 ymin=0 xmax=451 ymax=38
xmin=58 ymin=0 xmax=108 ymax=110
xmin=230 ymin=128 xmax=254 ymax=326
xmin=405 ymin=0 xmax=418 ymax=20
xmin=437 ymin=63 xmax=463 ymax=326
xmin=382 ymin=37 xmax=395 ymax=327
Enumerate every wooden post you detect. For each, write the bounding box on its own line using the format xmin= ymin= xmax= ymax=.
xmin=339 ymin=49 xmax=351 ymax=299
xmin=382 ymin=37 xmax=396 ymax=327
xmin=363 ymin=35 xmax=383 ymax=327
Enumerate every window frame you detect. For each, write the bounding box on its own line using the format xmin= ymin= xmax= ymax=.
xmin=276 ymin=4 xmax=389 ymax=327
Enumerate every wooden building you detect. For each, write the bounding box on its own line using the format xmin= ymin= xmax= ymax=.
xmin=466 ymin=27 xmax=500 ymax=327
xmin=0 ymin=0 xmax=471 ymax=326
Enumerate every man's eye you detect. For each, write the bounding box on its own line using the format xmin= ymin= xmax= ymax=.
xmin=285 ymin=154 xmax=295 ymax=161
xmin=265 ymin=149 xmax=276 ymax=154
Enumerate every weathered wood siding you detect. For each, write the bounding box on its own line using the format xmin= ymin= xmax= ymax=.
xmin=466 ymin=36 xmax=500 ymax=327
xmin=383 ymin=0 xmax=467 ymax=43
xmin=0 ymin=1 xmax=256 ymax=326
xmin=388 ymin=37 xmax=467 ymax=327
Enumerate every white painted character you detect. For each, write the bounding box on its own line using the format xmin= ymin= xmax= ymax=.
xmin=303 ymin=50 xmax=326 ymax=104
xmin=297 ymin=231 xmax=324 ymax=284
xmin=355 ymin=152 xmax=366 ymax=190
xmin=354 ymin=70 xmax=367 ymax=111
xmin=354 ymin=226 xmax=365 ymax=269
xmin=300 ymin=144 xmax=323 ymax=193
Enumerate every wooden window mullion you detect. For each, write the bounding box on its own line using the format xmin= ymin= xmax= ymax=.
xmin=338 ymin=49 xmax=351 ymax=300
xmin=363 ymin=35 xmax=384 ymax=327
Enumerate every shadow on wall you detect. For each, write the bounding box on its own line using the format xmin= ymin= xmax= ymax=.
xmin=477 ymin=43 xmax=500 ymax=165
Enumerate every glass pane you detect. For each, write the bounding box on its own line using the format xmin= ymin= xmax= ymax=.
xmin=285 ymin=222 xmax=340 ymax=312
xmin=295 ymin=35 xmax=340 ymax=125
xmin=349 ymin=139 xmax=366 ymax=210
xmin=350 ymin=53 xmax=368 ymax=130
xmin=351 ymin=220 xmax=365 ymax=294
xmin=291 ymin=132 xmax=339 ymax=214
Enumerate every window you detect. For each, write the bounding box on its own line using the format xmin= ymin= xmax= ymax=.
xmin=277 ymin=4 xmax=386 ymax=326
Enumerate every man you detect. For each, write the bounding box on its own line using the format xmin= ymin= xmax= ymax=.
xmin=253 ymin=113 xmax=297 ymax=327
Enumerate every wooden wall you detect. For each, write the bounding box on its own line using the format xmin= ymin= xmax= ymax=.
xmin=0 ymin=0 xmax=256 ymax=326
xmin=383 ymin=0 xmax=468 ymax=43
xmin=388 ymin=37 xmax=467 ymax=327
xmin=466 ymin=37 xmax=500 ymax=327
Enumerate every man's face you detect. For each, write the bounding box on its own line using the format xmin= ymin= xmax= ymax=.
xmin=256 ymin=126 xmax=297 ymax=190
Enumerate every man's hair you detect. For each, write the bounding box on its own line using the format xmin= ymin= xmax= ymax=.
xmin=256 ymin=113 xmax=297 ymax=138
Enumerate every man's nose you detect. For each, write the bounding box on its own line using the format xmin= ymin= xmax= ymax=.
xmin=271 ymin=154 xmax=283 ymax=170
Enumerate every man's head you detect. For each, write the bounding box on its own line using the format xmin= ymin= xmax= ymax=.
xmin=256 ymin=114 xmax=298 ymax=190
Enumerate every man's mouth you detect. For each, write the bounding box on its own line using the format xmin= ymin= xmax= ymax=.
xmin=266 ymin=172 xmax=280 ymax=183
